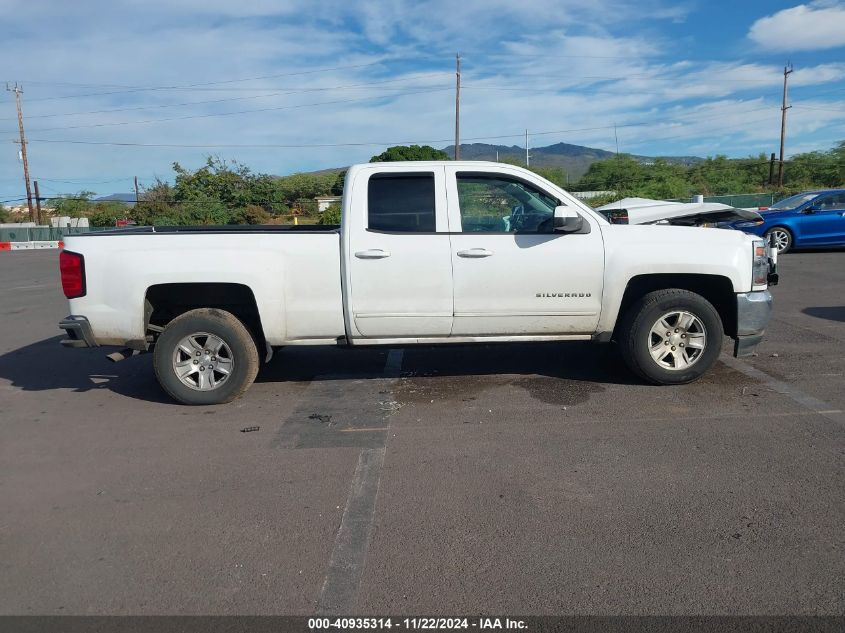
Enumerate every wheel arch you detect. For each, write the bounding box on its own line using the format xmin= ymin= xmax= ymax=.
xmin=612 ymin=274 xmax=737 ymax=339
xmin=145 ymin=282 xmax=269 ymax=361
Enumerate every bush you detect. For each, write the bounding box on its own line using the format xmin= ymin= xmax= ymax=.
xmin=291 ymin=199 xmax=319 ymax=216
xmin=318 ymin=203 xmax=342 ymax=225
xmin=174 ymin=200 xmax=232 ymax=225
xmin=88 ymin=201 xmax=129 ymax=227
xmin=231 ymin=204 xmax=271 ymax=225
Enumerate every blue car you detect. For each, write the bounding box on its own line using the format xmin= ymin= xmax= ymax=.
xmin=731 ymin=189 xmax=845 ymax=253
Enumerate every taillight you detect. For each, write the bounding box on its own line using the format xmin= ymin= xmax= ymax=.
xmin=606 ymin=210 xmax=629 ymax=224
xmin=752 ymin=240 xmax=768 ymax=287
xmin=60 ymin=250 xmax=86 ymax=298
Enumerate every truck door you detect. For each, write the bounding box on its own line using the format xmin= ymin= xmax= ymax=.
xmin=445 ymin=167 xmax=604 ymax=336
xmin=345 ymin=166 xmax=453 ymax=338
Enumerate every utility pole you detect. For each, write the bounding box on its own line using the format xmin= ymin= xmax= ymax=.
xmin=454 ymin=53 xmax=461 ymax=160
xmin=777 ymin=63 xmax=793 ymax=188
xmin=134 ymin=176 xmax=140 ymax=204
xmin=6 ymin=83 xmax=35 ymax=222
xmin=768 ymin=152 xmax=776 ymax=186
xmin=33 ymin=180 xmax=42 ymax=225
xmin=525 ymin=129 xmax=530 ymax=167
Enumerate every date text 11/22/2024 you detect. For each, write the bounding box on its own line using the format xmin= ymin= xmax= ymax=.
xmin=308 ymin=618 xmax=528 ymax=630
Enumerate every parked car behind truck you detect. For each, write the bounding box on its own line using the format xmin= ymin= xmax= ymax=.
xmin=59 ymin=161 xmax=777 ymax=405
xmin=729 ymin=189 xmax=845 ymax=253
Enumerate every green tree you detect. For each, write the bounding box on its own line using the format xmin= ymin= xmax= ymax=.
xmin=52 ymin=191 xmax=95 ymax=218
xmin=786 ymin=142 xmax=845 ymax=189
xmin=88 ymin=201 xmax=128 ymax=227
xmin=274 ymin=172 xmax=337 ymax=209
xmin=318 ymin=203 xmax=342 ymax=225
xmin=172 ymin=157 xmax=255 ymax=208
xmin=576 ymin=155 xmax=646 ymax=197
xmin=369 ymin=145 xmax=450 ymax=162
xmin=530 ymin=166 xmax=569 ymax=188
xmin=0 ymin=203 xmax=9 ymax=223
xmin=175 ymin=199 xmax=232 ymax=225
xmin=636 ymin=159 xmax=689 ymax=199
xmin=132 ymin=179 xmax=176 ymax=225
xmin=331 ymin=170 xmax=346 ymax=195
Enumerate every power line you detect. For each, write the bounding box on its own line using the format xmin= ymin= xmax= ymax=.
xmin=15 ymin=61 xmax=417 ymax=102
xmin=23 ymin=108 xmax=780 ymax=151
xmin=0 ymin=73 xmax=454 ymax=122
xmin=5 ymin=86 xmax=453 ymax=134
xmin=792 ymin=103 xmax=845 ymax=113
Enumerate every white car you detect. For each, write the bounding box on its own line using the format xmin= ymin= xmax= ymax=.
xmin=595 ymin=197 xmax=765 ymax=227
xmin=59 ymin=162 xmax=776 ymax=404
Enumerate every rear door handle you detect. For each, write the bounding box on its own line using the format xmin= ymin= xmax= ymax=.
xmin=457 ymin=248 xmax=493 ymax=258
xmin=354 ymin=249 xmax=391 ymax=259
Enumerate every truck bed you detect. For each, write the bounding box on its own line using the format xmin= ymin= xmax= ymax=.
xmin=62 ymin=229 xmax=345 ymax=347
xmin=73 ymin=224 xmax=340 ymax=237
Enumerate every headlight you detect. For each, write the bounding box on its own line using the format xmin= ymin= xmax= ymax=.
xmin=752 ymin=239 xmax=768 ymax=286
xmin=735 ymin=220 xmax=763 ymax=228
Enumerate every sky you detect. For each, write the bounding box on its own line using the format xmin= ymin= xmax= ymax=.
xmin=2 ymin=0 xmax=845 ymax=203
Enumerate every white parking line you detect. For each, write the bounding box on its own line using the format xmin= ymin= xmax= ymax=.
xmin=315 ymin=349 xmax=403 ymax=614
xmin=721 ymin=355 xmax=845 ymax=426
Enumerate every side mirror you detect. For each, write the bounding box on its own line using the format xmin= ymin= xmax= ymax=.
xmin=804 ymin=205 xmax=819 ymax=214
xmin=554 ymin=206 xmax=583 ymax=232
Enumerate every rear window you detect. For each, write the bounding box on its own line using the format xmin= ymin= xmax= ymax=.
xmin=368 ymin=173 xmax=436 ymax=232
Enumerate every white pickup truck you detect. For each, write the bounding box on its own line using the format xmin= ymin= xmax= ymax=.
xmin=58 ymin=161 xmax=777 ymax=405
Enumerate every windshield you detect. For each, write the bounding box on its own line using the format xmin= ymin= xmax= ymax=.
xmin=769 ymin=193 xmax=817 ymax=210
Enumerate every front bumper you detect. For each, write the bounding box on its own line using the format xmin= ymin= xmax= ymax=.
xmin=59 ymin=315 xmax=98 ymax=348
xmin=733 ymin=290 xmax=773 ymax=357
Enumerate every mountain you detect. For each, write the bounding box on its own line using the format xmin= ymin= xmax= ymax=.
xmin=94 ymin=193 xmax=136 ymax=203
xmin=441 ymin=142 xmax=702 ymax=180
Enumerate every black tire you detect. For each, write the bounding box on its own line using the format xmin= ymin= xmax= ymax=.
xmin=764 ymin=226 xmax=793 ymax=254
xmin=618 ymin=289 xmax=723 ymax=385
xmin=153 ymin=308 xmax=259 ymax=405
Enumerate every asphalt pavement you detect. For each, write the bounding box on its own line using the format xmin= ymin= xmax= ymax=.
xmin=0 ymin=248 xmax=843 ymax=615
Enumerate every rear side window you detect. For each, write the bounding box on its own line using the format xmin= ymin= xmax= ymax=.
xmin=817 ymin=193 xmax=845 ymax=210
xmin=368 ymin=173 xmax=436 ymax=232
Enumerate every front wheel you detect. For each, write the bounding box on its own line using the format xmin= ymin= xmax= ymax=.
xmin=153 ymin=308 xmax=259 ymax=405
xmin=618 ymin=289 xmax=723 ymax=385
xmin=765 ymin=227 xmax=793 ymax=254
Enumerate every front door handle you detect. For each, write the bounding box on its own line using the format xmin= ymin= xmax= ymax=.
xmin=354 ymin=249 xmax=391 ymax=259
xmin=457 ymin=248 xmax=493 ymax=258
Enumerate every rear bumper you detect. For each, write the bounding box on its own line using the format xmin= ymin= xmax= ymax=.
xmin=59 ymin=315 xmax=98 ymax=348
xmin=733 ymin=290 xmax=772 ymax=357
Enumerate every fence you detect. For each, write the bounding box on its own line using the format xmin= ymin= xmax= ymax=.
xmin=667 ymin=193 xmax=781 ymax=208
xmin=0 ymin=226 xmax=113 ymax=243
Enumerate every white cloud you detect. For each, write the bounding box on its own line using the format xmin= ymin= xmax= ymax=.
xmin=749 ymin=2 xmax=845 ymax=51
xmin=0 ymin=0 xmax=843 ymax=201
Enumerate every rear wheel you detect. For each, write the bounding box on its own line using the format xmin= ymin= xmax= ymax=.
xmin=765 ymin=226 xmax=793 ymax=254
xmin=153 ymin=308 xmax=259 ymax=405
xmin=618 ymin=289 xmax=722 ymax=385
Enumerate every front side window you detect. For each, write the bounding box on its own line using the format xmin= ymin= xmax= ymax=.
xmin=368 ymin=173 xmax=436 ymax=232
xmin=769 ymin=193 xmax=817 ymax=210
xmin=456 ymin=173 xmax=560 ymax=233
